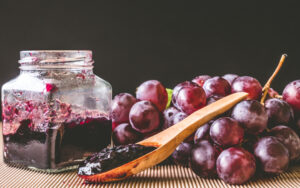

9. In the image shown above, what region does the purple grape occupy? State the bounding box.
[162,107,180,130]
[171,142,192,167]
[210,117,244,147]
[231,76,262,100]
[283,80,300,113]
[129,101,160,134]
[231,100,268,135]
[216,147,256,185]
[206,95,224,105]
[162,110,187,130]
[175,84,206,115]
[222,74,238,85]
[172,81,197,108]
[192,75,211,87]
[190,140,220,178]
[269,125,300,161]
[136,80,168,112]
[202,76,231,98]
[254,136,289,174]
[110,93,137,130]
[112,123,142,145]
[172,112,188,124]
[265,98,294,128]
[194,123,211,144]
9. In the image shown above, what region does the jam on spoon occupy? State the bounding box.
[78,144,156,177]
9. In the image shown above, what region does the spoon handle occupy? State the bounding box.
[139,92,248,147]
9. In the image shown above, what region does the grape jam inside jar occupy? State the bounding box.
[1,50,112,172]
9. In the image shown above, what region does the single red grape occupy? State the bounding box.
[110,93,137,130]
[194,123,211,144]
[172,112,188,124]
[231,100,268,135]
[202,76,231,98]
[231,76,262,100]
[172,81,198,108]
[269,125,300,161]
[112,123,142,145]
[171,142,192,167]
[210,117,244,147]
[190,140,220,178]
[206,95,224,105]
[136,80,168,112]
[129,101,160,134]
[175,84,206,115]
[254,136,289,174]
[216,147,256,185]
[162,107,180,130]
[283,80,300,113]
[192,75,211,87]
[265,98,294,128]
[222,74,238,85]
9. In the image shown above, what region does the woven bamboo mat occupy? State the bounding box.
[1,125,300,188]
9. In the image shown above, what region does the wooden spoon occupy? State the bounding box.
[80,92,248,183]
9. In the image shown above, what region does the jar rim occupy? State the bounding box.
[19,50,94,67]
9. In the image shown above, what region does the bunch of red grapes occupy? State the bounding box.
[110,74,300,185]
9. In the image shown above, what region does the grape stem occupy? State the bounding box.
[260,54,287,104]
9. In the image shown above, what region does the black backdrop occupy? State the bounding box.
[0,1,299,102]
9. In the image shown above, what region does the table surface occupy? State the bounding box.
[1,123,300,188]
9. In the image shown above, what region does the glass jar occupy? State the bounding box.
[1,50,112,172]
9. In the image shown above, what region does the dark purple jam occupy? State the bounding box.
[2,100,112,171]
[78,144,156,176]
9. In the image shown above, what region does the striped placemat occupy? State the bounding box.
[1,125,300,188]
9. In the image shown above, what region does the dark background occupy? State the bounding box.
[0,1,299,97]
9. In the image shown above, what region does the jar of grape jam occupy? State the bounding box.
[1,50,112,172]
